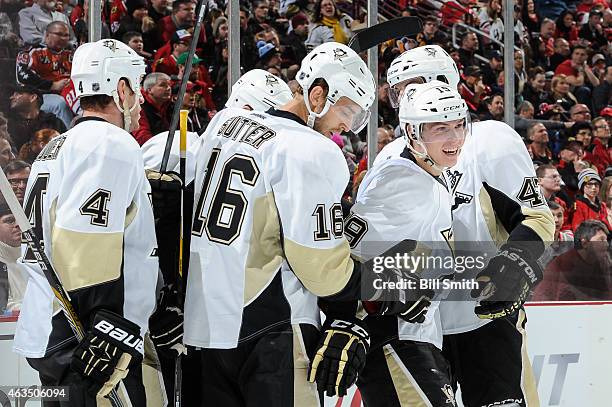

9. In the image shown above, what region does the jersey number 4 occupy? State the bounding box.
[192,149,260,245]
[518,177,545,207]
[23,173,49,262]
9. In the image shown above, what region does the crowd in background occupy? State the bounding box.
[0,0,610,312]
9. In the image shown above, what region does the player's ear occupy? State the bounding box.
[117,78,134,103]
[308,85,326,114]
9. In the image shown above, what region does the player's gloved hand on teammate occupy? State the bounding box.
[71,310,144,398]
[470,243,543,319]
[363,266,434,323]
[149,285,185,358]
[308,317,370,397]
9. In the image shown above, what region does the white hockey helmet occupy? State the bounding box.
[296,42,376,133]
[387,45,460,108]
[226,69,293,111]
[399,80,469,170]
[71,39,146,131]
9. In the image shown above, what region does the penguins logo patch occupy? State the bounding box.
[265,74,279,87]
[102,39,117,52]
[425,47,437,58]
[333,48,348,61]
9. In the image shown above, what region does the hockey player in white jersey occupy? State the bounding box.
[339,80,468,406]
[376,45,555,407]
[12,39,160,406]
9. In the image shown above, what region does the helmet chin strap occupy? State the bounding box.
[112,89,139,132]
[303,91,331,130]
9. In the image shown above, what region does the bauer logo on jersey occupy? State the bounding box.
[517,176,545,207]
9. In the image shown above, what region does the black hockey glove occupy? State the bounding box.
[470,244,543,319]
[149,286,185,358]
[308,318,370,397]
[364,266,434,324]
[71,310,143,398]
[146,170,182,221]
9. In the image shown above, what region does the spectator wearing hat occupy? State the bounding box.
[113,0,156,45]
[256,41,281,70]
[132,72,172,145]
[281,12,309,67]
[459,65,488,113]
[174,81,211,134]
[591,54,607,80]
[7,85,65,151]
[16,21,75,128]
[533,219,611,301]
[18,0,74,46]
[527,122,553,164]
[305,0,353,50]
[416,15,448,47]
[548,38,571,72]
[522,67,549,108]
[583,116,612,175]
[572,168,610,231]
[554,11,579,45]
[592,66,612,115]
[579,8,607,51]
[153,29,192,76]
[458,32,479,69]
[481,50,503,87]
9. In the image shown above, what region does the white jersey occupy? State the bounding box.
[373,121,554,335]
[440,121,554,334]
[348,149,455,350]
[184,107,355,349]
[13,118,158,358]
[141,130,199,183]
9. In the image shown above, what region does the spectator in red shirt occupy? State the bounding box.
[155,0,196,52]
[16,21,75,127]
[459,65,488,113]
[533,219,611,301]
[584,117,612,174]
[576,0,609,14]
[571,168,611,231]
[530,18,555,68]
[555,45,600,104]
[152,29,191,76]
[132,72,172,145]
[441,0,475,27]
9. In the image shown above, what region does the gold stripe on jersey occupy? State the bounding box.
[284,238,353,297]
[384,345,431,406]
[292,324,320,406]
[244,192,284,305]
[125,201,138,228]
[479,186,509,246]
[517,309,541,407]
[51,226,123,291]
[520,207,554,243]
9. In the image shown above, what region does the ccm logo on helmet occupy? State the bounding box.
[94,319,144,353]
[443,105,462,111]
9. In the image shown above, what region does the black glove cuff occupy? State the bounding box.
[91,310,144,358]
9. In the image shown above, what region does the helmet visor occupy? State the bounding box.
[419,116,471,144]
[329,96,371,133]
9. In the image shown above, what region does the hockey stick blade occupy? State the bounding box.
[0,169,125,407]
[348,16,423,53]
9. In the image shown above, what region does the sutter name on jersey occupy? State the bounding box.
[218,115,277,149]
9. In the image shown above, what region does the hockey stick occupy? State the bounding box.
[0,169,126,407]
[347,16,423,53]
[160,0,207,174]
[173,109,189,407]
